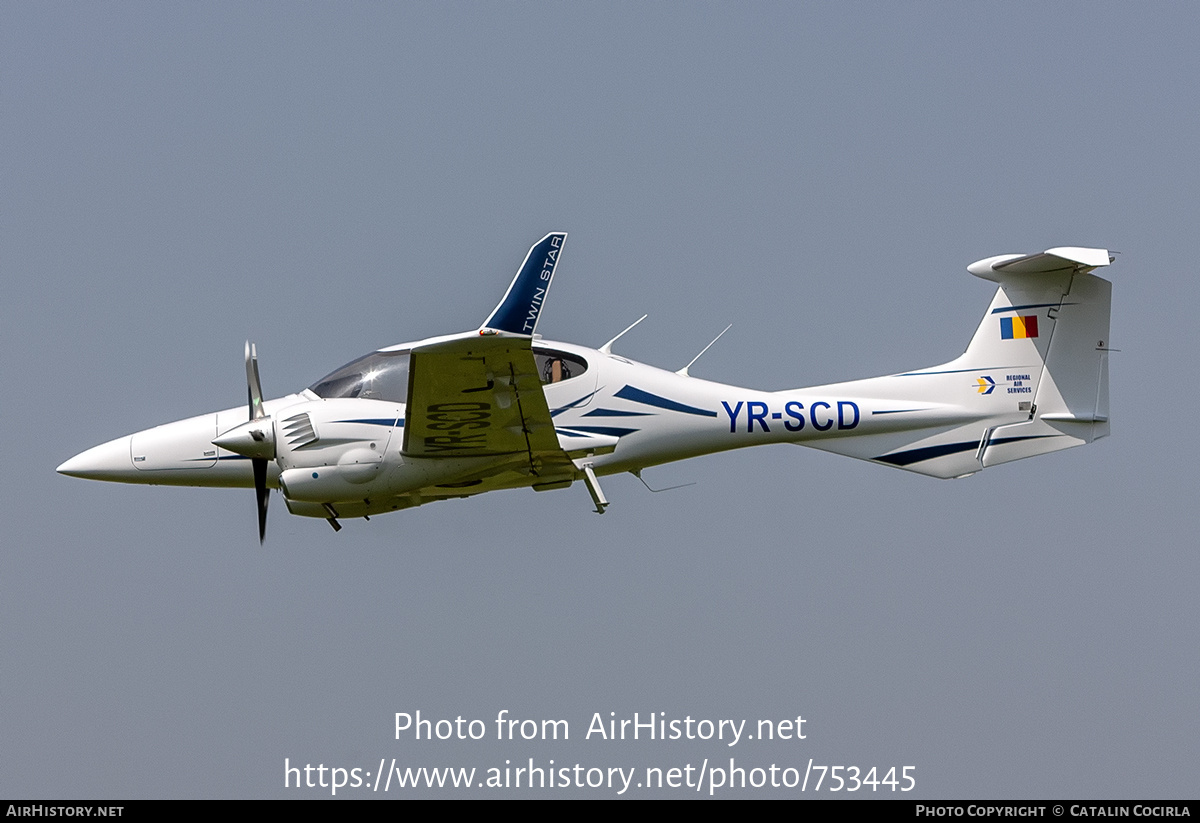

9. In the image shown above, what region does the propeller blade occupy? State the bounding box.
[245,342,269,543]
[253,457,269,544]
[245,341,266,421]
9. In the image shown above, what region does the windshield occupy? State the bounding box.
[308,350,410,402]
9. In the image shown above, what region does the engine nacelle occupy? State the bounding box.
[279,459,382,503]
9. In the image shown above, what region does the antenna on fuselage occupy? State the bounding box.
[632,469,696,494]
[599,314,648,354]
[676,323,732,377]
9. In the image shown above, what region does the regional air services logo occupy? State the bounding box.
[976,374,1034,396]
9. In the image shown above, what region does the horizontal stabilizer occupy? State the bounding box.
[968,246,1111,282]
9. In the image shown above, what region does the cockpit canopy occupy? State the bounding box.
[309,349,411,402]
[308,345,589,403]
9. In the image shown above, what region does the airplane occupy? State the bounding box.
[57,233,1115,542]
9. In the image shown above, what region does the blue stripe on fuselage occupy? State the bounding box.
[614,385,717,417]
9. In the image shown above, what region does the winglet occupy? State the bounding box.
[480,233,567,335]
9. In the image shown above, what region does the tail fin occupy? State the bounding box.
[961,247,1113,468]
[799,247,1113,479]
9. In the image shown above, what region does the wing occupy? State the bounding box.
[402,332,561,461]
[402,333,578,486]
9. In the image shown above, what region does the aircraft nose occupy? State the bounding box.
[57,435,134,481]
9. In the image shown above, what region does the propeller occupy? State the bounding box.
[213,342,276,543]
[247,342,270,543]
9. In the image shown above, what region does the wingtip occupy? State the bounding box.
[480,233,568,335]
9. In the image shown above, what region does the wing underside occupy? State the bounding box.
[402,333,576,484]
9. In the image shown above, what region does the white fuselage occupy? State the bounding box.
[56,335,1018,520]
[57,240,1114,531]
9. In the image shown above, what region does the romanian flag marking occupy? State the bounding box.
[1000,315,1039,340]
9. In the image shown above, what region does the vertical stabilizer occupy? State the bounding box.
[980,268,1111,467]
[961,248,1113,468]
